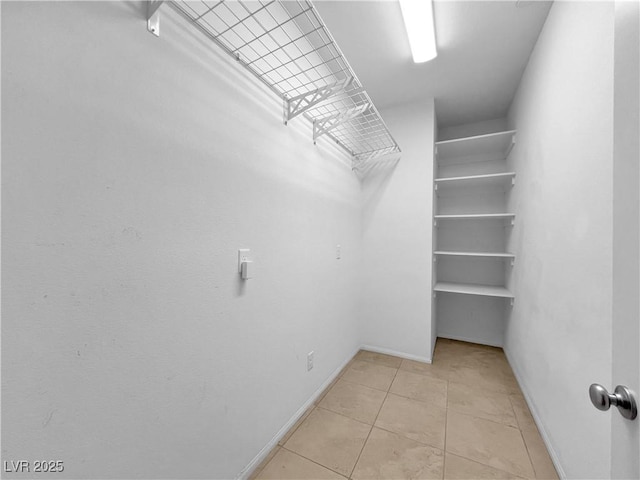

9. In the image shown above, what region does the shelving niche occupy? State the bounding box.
[432,130,516,347]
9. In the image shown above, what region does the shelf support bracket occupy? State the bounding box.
[505,133,516,157]
[284,77,354,125]
[351,148,401,170]
[313,103,370,144]
[147,0,164,36]
[510,298,515,307]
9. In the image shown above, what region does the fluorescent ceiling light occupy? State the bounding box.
[399,0,437,63]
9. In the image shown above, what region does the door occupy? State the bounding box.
[611,0,640,478]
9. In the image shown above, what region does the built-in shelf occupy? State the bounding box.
[435,172,516,190]
[432,129,518,347]
[434,282,514,298]
[434,251,515,258]
[434,213,515,220]
[436,130,516,162]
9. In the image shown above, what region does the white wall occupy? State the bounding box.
[504,2,614,478]
[360,100,435,362]
[1,2,362,478]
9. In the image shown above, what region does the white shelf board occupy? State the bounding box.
[436,130,516,162]
[434,251,515,258]
[435,172,515,190]
[434,213,515,220]
[434,282,514,298]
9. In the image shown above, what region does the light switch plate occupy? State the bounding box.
[238,249,251,272]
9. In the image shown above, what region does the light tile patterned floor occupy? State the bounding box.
[251,339,559,480]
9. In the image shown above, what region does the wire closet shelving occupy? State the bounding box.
[146,0,401,169]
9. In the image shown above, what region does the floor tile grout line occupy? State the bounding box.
[248,445,281,480]
[445,448,531,479]
[440,339,539,479]
[386,371,449,409]
[447,383,520,428]
[369,423,447,453]
[518,427,540,479]
[279,445,349,479]
[442,373,449,479]
[445,452,528,479]
[446,410,537,478]
[347,365,400,479]
[385,390,446,408]
[278,405,315,447]
[339,372,395,392]
[330,374,392,394]
[314,404,377,428]
[507,393,524,430]
[347,425,373,480]
[279,402,382,477]
[447,408,525,431]
[436,346,452,477]
[508,393,534,432]
[277,361,395,478]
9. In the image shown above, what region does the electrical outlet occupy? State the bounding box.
[307,351,314,371]
[336,244,341,259]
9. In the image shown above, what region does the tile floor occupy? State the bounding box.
[251,339,559,480]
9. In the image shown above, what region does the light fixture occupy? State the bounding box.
[399,0,437,63]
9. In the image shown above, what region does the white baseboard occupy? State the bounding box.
[503,347,566,480]
[236,345,361,480]
[360,344,432,364]
[437,333,503,348]
[237,343,434,479]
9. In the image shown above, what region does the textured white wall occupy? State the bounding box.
[1,2,362,478]
[360,100,435,362]
[505,2,614,478]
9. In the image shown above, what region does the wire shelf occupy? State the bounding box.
[147,0,401,167]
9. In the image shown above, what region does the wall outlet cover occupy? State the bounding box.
[307,351,314,371]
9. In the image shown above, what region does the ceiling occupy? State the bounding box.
[314,0,552,128]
